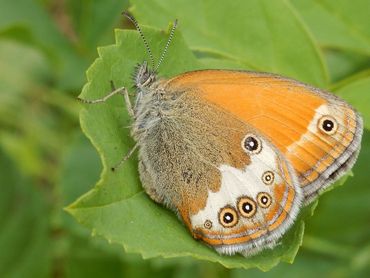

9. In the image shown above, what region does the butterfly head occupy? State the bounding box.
[134,61,156,89]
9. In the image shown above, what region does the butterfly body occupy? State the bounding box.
[128,61,364,256]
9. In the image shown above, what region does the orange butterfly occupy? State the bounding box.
[79,13,363,257]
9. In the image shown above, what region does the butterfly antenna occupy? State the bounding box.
[122,11,155,70]
[155,19,178,72]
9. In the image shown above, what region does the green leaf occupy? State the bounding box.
[291,0,370,56]
[324,49,370,83]
[60,132,102,207]
[130,0,328,87]
[291,1,370,85]
[66,0,129,49]
[0,147,51,278]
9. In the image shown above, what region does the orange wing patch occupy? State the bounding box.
[165,70,362,199]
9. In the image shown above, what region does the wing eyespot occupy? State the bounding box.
[242,134,262,154]
[204,219,213,229]
[262,171,274,185]
[318,115,338,135]
[218,206,239,228]
[237,196,257,218]
[257,192,272,208]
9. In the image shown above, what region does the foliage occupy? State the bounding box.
[0,0,369,276]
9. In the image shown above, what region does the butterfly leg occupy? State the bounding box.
[111,142,139,172]
[78,81,138,170]
[77,81,135,118]
[110,81,135,118]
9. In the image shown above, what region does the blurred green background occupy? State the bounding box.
[1,0,369,277]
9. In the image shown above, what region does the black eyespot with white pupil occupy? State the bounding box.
[318,115,338,135]
[237,196,257,218]
[262,171,274,185]
[218,207,238,228]
[242,134,262,154]
[257,192,272,208]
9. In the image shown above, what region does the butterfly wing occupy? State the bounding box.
[165,70,363,203]
[189,131,303,256]
[137,88,302,256]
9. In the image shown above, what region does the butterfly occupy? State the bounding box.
[79,13,363,257]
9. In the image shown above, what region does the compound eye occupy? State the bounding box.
[262,171,274,185]
[242,134,262,154]
[318,115,338,135]
[237,196,257,218]
[218,206,239,228]
[257,192,272,208]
